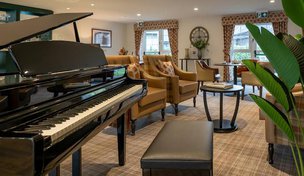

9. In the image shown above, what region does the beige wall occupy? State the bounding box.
[52,18,127,56]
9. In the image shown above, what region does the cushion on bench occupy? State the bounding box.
[141,120,213,171]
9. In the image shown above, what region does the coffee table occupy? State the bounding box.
[201,85,243,133]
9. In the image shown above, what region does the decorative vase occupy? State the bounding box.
[197,49,203,59]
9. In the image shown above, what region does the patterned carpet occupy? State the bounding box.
[58,92,296,176]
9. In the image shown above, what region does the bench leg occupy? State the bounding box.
[193,96,196,107]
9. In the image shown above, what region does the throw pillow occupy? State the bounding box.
[157,60,175,76]
[127,63,141,79]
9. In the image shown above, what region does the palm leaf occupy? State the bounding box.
[281,0,304,28]
[246,23,300,91]
[250,94,294,141]
[243,60,292,111]
[276,33,304,82]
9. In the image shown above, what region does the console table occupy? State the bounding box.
[180,58,210,71]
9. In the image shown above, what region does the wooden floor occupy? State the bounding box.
[58,91,296,176]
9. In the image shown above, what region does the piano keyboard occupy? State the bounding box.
[23,84,142,144]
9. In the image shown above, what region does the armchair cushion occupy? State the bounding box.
[157,60,175,76]
[127,63,141,79]
[179,80,197,94]
[139,87,166,107]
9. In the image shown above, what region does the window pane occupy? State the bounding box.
[232,25,249,50]
[145,31,159,52]
[162,30,170,51]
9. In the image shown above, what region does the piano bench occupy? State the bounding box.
[141,120,213,176]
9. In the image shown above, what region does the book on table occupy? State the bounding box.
[203,82,233,89]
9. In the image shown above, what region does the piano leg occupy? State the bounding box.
[49,166,60,176]
[117,113,126,166]
[72,149,82,176]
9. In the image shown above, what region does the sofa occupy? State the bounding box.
[260,83,304,163]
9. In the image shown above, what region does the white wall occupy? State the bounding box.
[52,18,127,56]
[288,20,302,36]
[124,16,224,74]
[125,17,302,76]
[178,16,224,73]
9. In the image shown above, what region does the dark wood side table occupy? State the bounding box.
[201,85,243,133]
[180,58,210,71]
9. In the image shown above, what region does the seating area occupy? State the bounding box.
[0,1,303,176]
[143,55,198,116]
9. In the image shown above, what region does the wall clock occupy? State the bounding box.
[189,26,209,45]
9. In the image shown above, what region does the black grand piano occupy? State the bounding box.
[0,13,147,176]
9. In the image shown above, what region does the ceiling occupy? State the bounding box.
[1,0,283,23]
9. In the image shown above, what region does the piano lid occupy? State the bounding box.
[0,13,93,49]
[10,41,107,77]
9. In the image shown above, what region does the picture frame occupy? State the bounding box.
[91,28,112,48]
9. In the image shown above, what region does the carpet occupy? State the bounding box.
[58,93,296,176]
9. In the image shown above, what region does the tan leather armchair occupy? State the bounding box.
[241,61,274,100]
[196,60,220,93]
[106,55,138,65]
[260,84,304,164]
[143,55,198,116]
[106,55,167,135]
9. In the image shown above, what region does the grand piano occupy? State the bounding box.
[0,13,147,176]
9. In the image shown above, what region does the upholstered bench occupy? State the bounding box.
[141,120,213,176]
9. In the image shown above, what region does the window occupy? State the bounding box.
[142,29,171,56]
[230,23,274,62]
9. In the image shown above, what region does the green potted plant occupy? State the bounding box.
[193,39,208,59]
[243,0,304,175]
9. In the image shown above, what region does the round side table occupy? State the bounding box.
[200,85,243,133]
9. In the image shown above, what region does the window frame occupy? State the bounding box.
[141,29,171,56]
[230,23,273,62]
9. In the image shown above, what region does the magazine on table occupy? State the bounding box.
[203,82,233,89]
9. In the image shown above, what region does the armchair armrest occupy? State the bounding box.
[141,69,166,89]
[172,63,197,81]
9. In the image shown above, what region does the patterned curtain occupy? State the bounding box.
[134,29,143,57]
[272,21,288,34]
[223,24,234,81]
[134,20,179,63]
[168,28,178,65]
[222,11,288,81]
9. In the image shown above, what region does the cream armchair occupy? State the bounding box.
[143,55,198,116]
[106,55,167,135]
[196,60,220,93]
[260,84,304,164]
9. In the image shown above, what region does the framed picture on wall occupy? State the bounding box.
[91,28,112,48]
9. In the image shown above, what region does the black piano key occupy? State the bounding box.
[27,125,53,129]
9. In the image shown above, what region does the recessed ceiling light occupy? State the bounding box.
[194,7,199,11]
[137,13,141,17]
[66,7,70,10]
[91,3,95,6]
[270,0,275,3]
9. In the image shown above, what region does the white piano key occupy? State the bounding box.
[41,84,142,143]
